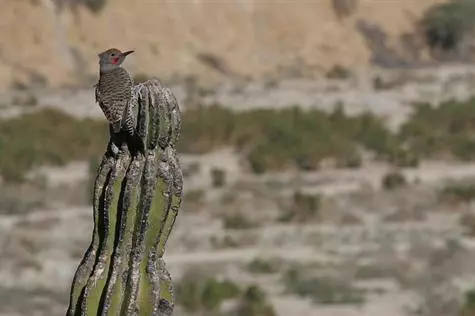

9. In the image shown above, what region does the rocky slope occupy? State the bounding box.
[0,0,446,89]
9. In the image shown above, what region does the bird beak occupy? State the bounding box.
[122,50,134,57]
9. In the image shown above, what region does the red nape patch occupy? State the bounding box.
[112,57,120,64]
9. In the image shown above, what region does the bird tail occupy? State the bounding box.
[111,121,122,134]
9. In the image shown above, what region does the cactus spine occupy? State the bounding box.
[67,80,182,316]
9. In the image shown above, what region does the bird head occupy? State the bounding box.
[98,48,134,72]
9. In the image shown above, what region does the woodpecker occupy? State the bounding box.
[95,48,143,155]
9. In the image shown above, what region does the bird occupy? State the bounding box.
[95,48,143,155]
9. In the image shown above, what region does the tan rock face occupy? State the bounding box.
[0,0,447,89]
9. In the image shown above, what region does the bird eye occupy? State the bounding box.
[111,53,115,56]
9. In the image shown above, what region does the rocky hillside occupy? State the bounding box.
[0,0,446,90]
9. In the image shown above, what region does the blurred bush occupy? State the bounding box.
[440,182,475,203]
[281,191,322,223]
[461,288,475,316]
[459,213,475,237]
[234,285,276,316]
[223,213,255,229]
[180,105,395,174]
[247,258,280,275]
[210,167,226,188]
[7,97,475,183]
[282,266,365,304]
[175,274,241,314]
[175,274,275,316]
[399,98,475,160]
[332,0,358,19]
[0,109,107,182]
[381,171,407,190]
[326,65,352,80]
[421,0,475,53]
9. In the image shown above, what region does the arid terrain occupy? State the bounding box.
[0,0,447,89]
[4,0,475,315]
[2,64,475,315]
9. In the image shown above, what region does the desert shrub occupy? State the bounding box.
[332,0,358,19]
[210,168,226,187]
[175,274,240,313]
[381,171,407,190]
[354,264,393,280]
[282,266,365,304]
[80,0,108,13]
[0,109,107,182]
[440,182,475,203]
[459,213,475,236]
[336,150,362,168]
[247,258,279,274]
[0,191,44,215]
[12,94,37,107]
[450,136,475,161]
[54,0,108,13]
[223,213,255,229]
[421,0,475,52]
[280,191,321,222]
[460,288,475,316]
[180,105,402,173]
[326,65,351,79]
[398,99,475,161]
[386,147,420,167]
[234,285,276,316]
[179,104,236,154]
[179,99,475,174]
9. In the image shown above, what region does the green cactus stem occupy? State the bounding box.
[67,80,183,316]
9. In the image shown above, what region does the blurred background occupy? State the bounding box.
[5,0,475,315]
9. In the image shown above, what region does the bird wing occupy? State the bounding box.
[97,68,133,127]
[94,84,100,103]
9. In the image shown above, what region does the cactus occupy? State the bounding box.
[66,79,183,316]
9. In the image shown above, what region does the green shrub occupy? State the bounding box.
[175,274,241,313]
[354,264,392,280]
[399,98,475,161]
[459,213,475,236]
[326,65,351,79]
[0,109,107,182]
[247,258,279,274]
[386,147,419,167]
[12,94,37,107]
[180,105,396,174]
[332,0,358,19]
[234,285,276,316]
[460,288,475,316]
[421,0,475,52]
[450,136,475,161]
[336,150,362,169]
[282,267,365,304]
[381,171,407,190]
[223,213,255,229]
[81,0,108,13]
[210,168,226,188]
[440,182,475,203]
[281,191,321,222]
